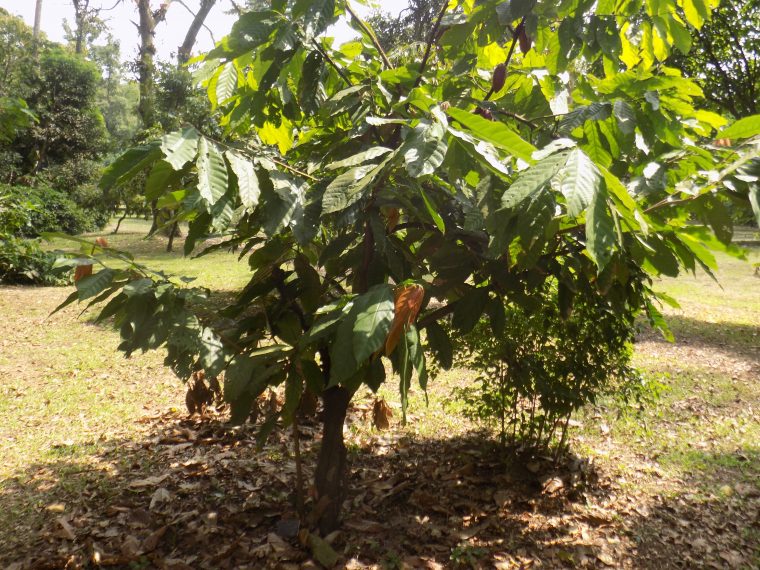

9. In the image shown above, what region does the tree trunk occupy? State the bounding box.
[112,206,128,234]
[314,386,351,535]
[177,0,217,65]
[33,0,43,55]
[136,0,170,129]
[166,220,179,252]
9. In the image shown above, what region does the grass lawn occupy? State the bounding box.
[1,218,757,569]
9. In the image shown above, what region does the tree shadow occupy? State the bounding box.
[637,315,760,364]
[626,447,760,569]
[3,410,757,569]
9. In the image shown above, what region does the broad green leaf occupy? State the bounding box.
[161,128,200,170]
[100,143,161,191]
[447,107,536,163]
[552,149,601,217]
[281,366,303,425]
[585,187,615,269]
[419,187,445,233]
[500,151,569,210]
[76,268,116,301]
[322,154,394,214]
[681,0,709,29]
[717,115,760,140]
[215,61,238,105]
[403,121,448,177]
[424,321,452,370]
[352,284,394,363]
[145,160,180,201]
[226,151,260,208]
[197,137,229,206]
[200,326,227,377]
[326,147,393,171]
[452,287,490,333]
[749,185,760,227]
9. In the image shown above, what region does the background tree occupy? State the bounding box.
[670,0,758,119]
[64,0,108,55]
[72,0,758,536]
[366,0,441,52]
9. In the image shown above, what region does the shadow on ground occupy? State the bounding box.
[2,407,758,569]
[637,315,760,362]
[627,448,760,570]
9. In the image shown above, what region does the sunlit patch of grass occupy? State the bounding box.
[44,217,252,292]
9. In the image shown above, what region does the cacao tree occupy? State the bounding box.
[58,0,759,534]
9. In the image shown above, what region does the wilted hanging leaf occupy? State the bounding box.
[74,263,93,282]
[383,206,400,230]
[385,283,425,355]
[372,398,393,430]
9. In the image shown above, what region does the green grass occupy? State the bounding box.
[44,217,252,292]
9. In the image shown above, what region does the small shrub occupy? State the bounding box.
[0,234,63,285]
[448,281,646,456]
[0,190,64,285]
[0,183,105,236]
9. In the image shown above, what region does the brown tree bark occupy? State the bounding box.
[313,386,352,535]
[177,0,217,65]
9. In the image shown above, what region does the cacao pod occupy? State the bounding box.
[492,63,506,92]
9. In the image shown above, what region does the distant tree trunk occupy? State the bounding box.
[166,220,179,252]
[112,204,128,234]
[177,0,217,65]
[135,0,170,129]
[72,0,92,55]
[33,0,43,55]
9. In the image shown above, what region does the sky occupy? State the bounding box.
[0,0,408,63]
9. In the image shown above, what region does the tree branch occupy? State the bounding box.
[345,1,392,70]
[413,0,448,89]
[311,40,354,87]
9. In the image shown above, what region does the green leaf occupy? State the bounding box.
[717,115,760,140]
[226,151,260,208]
[100,143,161,191]
[419,187,445,233]
[452,287,490,333]
[326,147,393,171]
[322,154,394,214]
[200,327,227,377]
[145,160,181,201]
[749,184,760,227]
[403,121,448,178]
[585,185,615,269]
[161,128,200,170]
[281,366,303,425]
[447,107,536,163]
[645,298,674,342]
[215,61,238,105]
[553,149,601,217]
[76,268,116,301]
[681,0,709,29]
[500,151,569,210]
[424,321,452,370]
[352,284,395,364]
[197,137,229,207]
